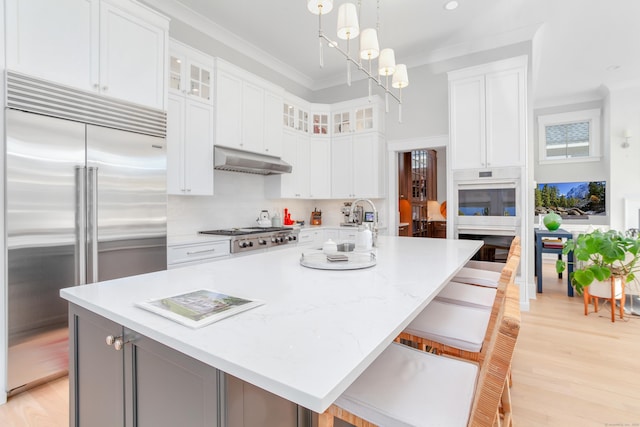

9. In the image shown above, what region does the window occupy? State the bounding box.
[538,109,601,163]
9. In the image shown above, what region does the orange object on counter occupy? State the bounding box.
[311,208,322,225]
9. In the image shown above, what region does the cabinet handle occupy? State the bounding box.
[186,248,216,255]
[106,335,125,351]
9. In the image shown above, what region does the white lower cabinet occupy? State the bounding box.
[167,94,214,195]
[339,229,358,243]
[298,229,325,249]
[167,240,230,268]
[331,132,385,199]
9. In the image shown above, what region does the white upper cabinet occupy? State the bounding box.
[5,0,94,91]
[266,129,309,199]
[331,131,385,199]
[99,1,168,109]
[308,138,331,199]
[215,59,283,157]
[448,56,527,169]
[6,0,169,110]
[215,66,243,146]
[332,99,380,136]
[166,41,215,196]
[283,97,311,134]
[169,41,213,104]
[167,94,214,195]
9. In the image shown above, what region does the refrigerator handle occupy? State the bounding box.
[75,166,87,285]
[88,166,99,283]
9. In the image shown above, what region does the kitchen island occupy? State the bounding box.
[61,236,482,427]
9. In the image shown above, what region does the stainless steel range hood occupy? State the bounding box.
[214,146,292,175]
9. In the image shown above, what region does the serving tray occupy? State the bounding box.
[299,250,376,270]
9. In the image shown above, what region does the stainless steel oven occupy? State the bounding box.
[452,167,522,237]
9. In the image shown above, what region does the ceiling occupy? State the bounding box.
[167,0,640,107]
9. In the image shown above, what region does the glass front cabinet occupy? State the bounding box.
[169,42,213,105]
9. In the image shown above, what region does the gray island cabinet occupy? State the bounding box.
[69,304,300,427]
[62,237,482,426]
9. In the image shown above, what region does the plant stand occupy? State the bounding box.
[584,276,625,322]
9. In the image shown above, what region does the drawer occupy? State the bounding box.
[298,232,315,245]
[298,229,324,247]
[168,240,230,266]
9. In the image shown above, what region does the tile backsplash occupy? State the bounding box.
[167,170,387,236]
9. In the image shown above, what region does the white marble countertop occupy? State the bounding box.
[60,236,481,413]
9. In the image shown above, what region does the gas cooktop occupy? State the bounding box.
[199,227,292,236]
[199,227,298,253]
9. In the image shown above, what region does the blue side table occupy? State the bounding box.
[535,228,574,297]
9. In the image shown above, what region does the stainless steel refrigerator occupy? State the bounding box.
[5,72,167,394]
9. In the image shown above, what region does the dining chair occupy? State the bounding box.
[318,283,521,427]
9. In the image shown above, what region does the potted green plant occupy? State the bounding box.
[556,229,640,295]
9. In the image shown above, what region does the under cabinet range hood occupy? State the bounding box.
[214,146,292,175]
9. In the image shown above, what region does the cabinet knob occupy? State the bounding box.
[102,85,109,92]
[106,335,126,351]
[93,83,99,89]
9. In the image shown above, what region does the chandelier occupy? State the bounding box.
[307,0,409,122]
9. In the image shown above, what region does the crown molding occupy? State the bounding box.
[145,1,540,93]
[143,0,315,89]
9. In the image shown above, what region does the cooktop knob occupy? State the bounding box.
[258,239,267,245]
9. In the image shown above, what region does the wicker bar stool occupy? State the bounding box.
[397,252,519,366]
[318,283,521,427]
[454,236,521,288]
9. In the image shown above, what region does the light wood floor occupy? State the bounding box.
[1,262,639,426]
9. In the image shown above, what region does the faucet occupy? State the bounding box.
[349,199,378,247]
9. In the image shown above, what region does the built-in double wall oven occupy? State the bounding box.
[452,167,522,262]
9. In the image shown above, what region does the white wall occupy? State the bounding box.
[533,100,609,226]
[607,85,640,231]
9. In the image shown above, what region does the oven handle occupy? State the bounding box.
[456,180,518,189]
[456,225,517,236]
